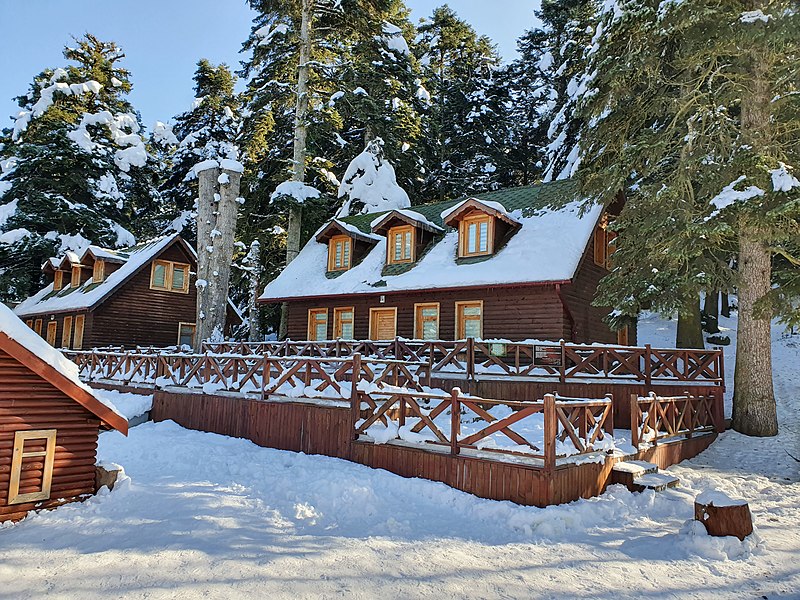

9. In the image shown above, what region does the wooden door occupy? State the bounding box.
[370,308,397,340]
[46,321,57,346]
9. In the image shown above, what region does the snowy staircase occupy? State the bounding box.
[611,460,680,493]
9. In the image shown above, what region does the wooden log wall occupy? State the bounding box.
[0,350,101,523]
[151,389,717,508]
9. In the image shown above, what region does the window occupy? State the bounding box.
[46,321,57,346]
[25,319,33,329]
[333,307,355,339]
[387,225,415,264]
[593,217,616,269]
[617,326,629,346]
[369,307,397,340]
[307,309,328,341]
[61,316,72,348]
[327,236,352,271]
[71,266,81,288]
[456,301,483,339]
[8,430,57,505]
[414,303,440,340]
[92,260,105,283]
[73,315,85,350]
[177,322,196,347]
[459,214,493,258]
[34,319,42,336]
[53,271,63,291]
[150,260,190,293]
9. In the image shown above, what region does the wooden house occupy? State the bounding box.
[260,179,632,344]
[0,303,128,523]
[13,233,241,349]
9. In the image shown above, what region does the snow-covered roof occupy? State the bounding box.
[14,234,181,317]
[261,180,603,302]
[0,302,127,432]
[440,198,515,224]
[370,209,444,234]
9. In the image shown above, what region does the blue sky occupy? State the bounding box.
[0,1,538,129]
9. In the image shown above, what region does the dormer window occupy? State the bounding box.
[53,271,64,291]
[71,266,82,288]
[93,260,105,283]
[459,213,493,257]
[328,235,352,271]
[388,225,414,264]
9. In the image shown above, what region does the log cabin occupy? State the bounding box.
[0,303,128,523]
[13,233,241,349]
[259,179,632,344]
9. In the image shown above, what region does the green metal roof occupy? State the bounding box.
[340,179,579,234]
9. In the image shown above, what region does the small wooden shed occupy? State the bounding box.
[0,303,128,523]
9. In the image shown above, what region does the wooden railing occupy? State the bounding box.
[353,387,615,466]
[630,392,723,447]
[202,338,724,388]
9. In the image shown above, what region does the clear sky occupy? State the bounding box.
[0,1,539,130]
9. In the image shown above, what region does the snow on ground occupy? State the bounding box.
[1,315,799,599]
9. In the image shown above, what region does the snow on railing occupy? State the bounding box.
[630,392,723,447]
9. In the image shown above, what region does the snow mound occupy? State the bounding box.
[336,138,410,217]
[271,181,322,204]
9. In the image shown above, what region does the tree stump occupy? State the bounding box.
[694,491,753,541]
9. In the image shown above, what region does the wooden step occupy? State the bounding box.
[610,460,659,486]
[629,471,680,493]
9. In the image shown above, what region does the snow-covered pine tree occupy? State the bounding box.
[160,60,241,241]
[0,34,160,302]
[336,137,410,217]
[572,0,800,436]
[414,6,509,200]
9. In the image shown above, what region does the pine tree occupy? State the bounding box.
[0,34,160,301]
[572,0,800,436]
[160,60,241,240]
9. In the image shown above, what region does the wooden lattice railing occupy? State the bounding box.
[630,392,723,447]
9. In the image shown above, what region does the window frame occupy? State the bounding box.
[455,300,484,340]
[46,321,57,346]
[61,316,73,348]
[617,326,629,346]
[92,259,105,283]
[8,429,57,505]
[53,270,64,292]
[333,307,355,340]
[25,319,33,329]
[387,225,415,265]
[70,266,82,288]
[458,213,494,258]
[414,302,440,340]
[73,315,85,350]
[150,260,191,294]
[327,235,352,272]
[177,322,196,347]
[369,307,398,340]
[34,319,42,336]
[307,308,329,341]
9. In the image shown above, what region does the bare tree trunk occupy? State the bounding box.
[721,292,731,318]
[246,240,262,342]
[732,226,777,436]
[703,290,720,333]
[195,166,241,351]
[280,0,312,340]
[676,296,705,348]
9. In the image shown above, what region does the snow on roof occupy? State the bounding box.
[440,198,515,223]
[14,234,179,318]
[84,245,127,263]
[261,181,603,302]
[370,209,444,233]
[0,302,124,420]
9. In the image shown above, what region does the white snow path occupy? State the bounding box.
[1,319,800,598]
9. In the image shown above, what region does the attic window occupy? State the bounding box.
[53,271,63,291]
[93,260,105,283]
[150,260,190,293]
[387,225,414,264]
[328,235,352,272]
[593,217,617,270]
[71,266,82,288]
[459,213,493,258]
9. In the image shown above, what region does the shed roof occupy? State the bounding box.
[260,179,603,302]
[0,303,128,434]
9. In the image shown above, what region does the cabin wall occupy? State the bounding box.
[285,286,569,342]
[0,349,100,523]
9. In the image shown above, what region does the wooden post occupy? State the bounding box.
[544,394,557,472]
[350,353,362,441]
[466,337,475,381]
[261,355,268,401]
[559,340,566,384]
[630,393,640,448]
[645,344,652,388]
[604,393,614,437]
[450,387,461,455]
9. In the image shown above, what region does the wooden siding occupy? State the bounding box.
[0,350,100,522]
[287,286,569,342]
[151,389,716,508]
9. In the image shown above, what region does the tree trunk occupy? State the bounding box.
[280,0,312,340]
[195,166,241,351]
[703,290,720,333]
[246,240,262,342]
[676,296,704,348]
[721,292,731,318]
[732,225,777,436]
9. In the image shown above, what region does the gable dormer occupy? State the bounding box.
[441,198,521,259]
[316,220,378,274]
[81,246,126,283]
[41,258,65,291]
[370,209,443,266]
[56,253,90,289]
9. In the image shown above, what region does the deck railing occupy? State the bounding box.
[202,338,724,387]
[630,392,722,447]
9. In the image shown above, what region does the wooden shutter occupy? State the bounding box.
[369,308,397,340]
[73,315,85,350]
[61,316,73,348]
[46,321,57,346]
